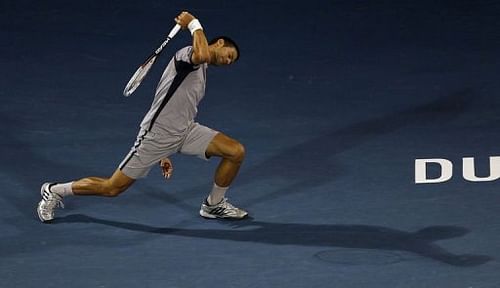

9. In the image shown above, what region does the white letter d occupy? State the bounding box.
[415,158,453,184]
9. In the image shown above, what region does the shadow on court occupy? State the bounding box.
[53,213,492,267]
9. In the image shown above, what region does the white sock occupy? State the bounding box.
[49,182,74,197]
[207,183,228,205]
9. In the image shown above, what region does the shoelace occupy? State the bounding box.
[43,193,65,209]
[220,199,235,210]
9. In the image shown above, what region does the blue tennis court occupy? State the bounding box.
[1,1,499,287]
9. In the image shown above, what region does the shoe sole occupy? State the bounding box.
[199,209,248,219]
[37,201,49,222]
[37,183,53,223]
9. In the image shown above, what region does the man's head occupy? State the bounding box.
[208,36,240,66]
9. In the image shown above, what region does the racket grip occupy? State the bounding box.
[168,24,181,38]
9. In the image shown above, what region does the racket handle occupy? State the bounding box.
[168,24,181,39]
[155,24,181,55]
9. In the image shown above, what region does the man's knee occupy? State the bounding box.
[100,169,135,197]
[207,133,246,163]
[228,142,245,163]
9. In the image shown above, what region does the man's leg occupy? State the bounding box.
[200,133,248,219]
[205,133,246,189]
[37,169,135,222]
[72,169,135,197]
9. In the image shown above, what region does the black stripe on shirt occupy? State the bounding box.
[147,59,197,131]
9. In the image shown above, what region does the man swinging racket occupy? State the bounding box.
[37,11,248,222]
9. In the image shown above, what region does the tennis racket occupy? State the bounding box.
[123,24,181,97]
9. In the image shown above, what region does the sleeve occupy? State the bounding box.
[174,46,199,72]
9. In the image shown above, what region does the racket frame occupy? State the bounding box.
[123,24,181,97]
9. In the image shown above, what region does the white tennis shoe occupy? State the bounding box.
[200,198,248,219]
[37,183,64,222]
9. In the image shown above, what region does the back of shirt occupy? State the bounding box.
[140,46,207,136]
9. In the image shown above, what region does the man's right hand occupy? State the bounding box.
[175,11,196,29]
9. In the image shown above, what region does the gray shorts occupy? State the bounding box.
[119,122,218,179]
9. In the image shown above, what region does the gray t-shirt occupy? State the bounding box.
[140,46,208,136]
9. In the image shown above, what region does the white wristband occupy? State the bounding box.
[188,19,203,35]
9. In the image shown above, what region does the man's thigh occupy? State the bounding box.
[180,123,218,160]
[119,129,180,179]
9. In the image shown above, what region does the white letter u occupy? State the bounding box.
[463,156,500,182]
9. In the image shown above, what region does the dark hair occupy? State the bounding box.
[209,36,240,61]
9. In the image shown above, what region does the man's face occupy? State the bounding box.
[213,46,238,66]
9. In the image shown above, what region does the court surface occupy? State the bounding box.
[1,1,499,287]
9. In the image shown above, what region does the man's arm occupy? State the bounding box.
[175,11,210,64]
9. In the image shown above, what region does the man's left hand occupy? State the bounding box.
[159,158,174,180]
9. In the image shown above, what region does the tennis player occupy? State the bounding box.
[37,11,248,222]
